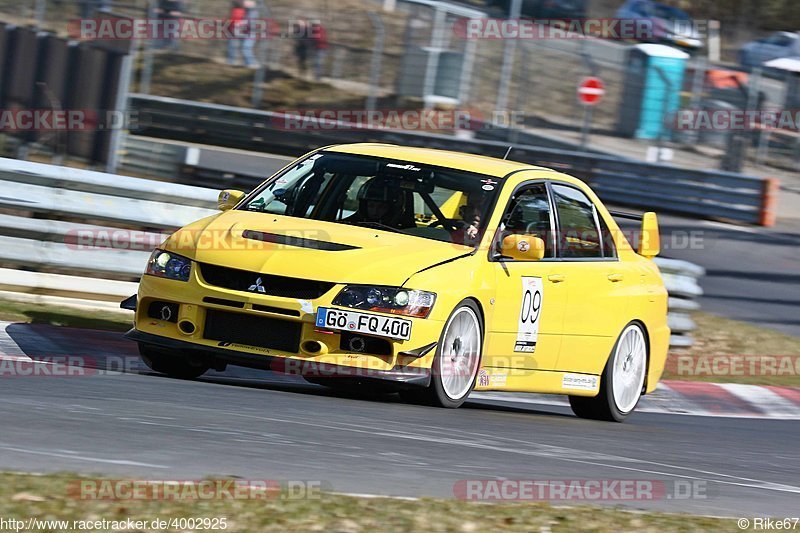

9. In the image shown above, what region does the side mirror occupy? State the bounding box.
[218,189,246,211]
[638,211,660,258]
[500,234,546,261]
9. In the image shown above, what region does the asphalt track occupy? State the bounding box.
[631,215,800,337]
[1,323,798,518]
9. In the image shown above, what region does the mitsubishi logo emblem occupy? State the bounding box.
[248,277,266,293]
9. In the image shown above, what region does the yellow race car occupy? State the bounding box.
[125,143,669,421]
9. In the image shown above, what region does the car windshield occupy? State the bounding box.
[653,4,690,20]
[240,152,502,247]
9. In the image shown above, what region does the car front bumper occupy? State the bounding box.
[126,329,432,387]
[129,271,442,385]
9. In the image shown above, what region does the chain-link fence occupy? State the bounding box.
[2,0,797,171]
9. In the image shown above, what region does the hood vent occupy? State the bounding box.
[242,230,359,252]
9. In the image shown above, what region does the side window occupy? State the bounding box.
[551,184,603,259]
[598,214,617,259]
[339,175,372,218]
[766,34,792,47]
[501,184,554,259]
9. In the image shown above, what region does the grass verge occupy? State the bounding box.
[0,298,131,332]
[663,312,800,387]
[0,472,742,532]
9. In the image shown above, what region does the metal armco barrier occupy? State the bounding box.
[0,157,703,348]
[0,157,216,283]
[653,258,705,348]
[129,94,776,226]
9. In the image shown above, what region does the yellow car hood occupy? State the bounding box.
[162,211,471,286]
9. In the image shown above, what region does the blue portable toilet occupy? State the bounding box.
[617,44,689,140]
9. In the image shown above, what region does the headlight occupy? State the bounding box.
[145,249,192,282]
[332,285,436,318]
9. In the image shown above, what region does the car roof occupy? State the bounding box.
[324,143,584,186]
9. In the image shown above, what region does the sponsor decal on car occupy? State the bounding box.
[515,276,542,353]
[561,373,598,391]
[489,371,508,387]
[218,342,272,354]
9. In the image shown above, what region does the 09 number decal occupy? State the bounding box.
[515,277,543,353]
[520,286,542,325]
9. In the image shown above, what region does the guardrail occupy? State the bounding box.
[129,94,777,226]
[0,157,702,347]
[654,258,705,348]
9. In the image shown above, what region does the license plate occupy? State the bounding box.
[315,307,412,340]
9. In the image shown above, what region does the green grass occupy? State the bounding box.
[0,299,131,332]
[0,472,744,532]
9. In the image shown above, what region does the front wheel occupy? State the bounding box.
[569,323,647,422]
[401,300,483,408]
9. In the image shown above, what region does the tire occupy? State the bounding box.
[138,343,210,380]
[569,323,647,422]
[400,299,483,408]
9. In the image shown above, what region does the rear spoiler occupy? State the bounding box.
[609,210,660,259]
[609,210,644,221]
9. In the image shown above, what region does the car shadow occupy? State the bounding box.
[3,321,570,417]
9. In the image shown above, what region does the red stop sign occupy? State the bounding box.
[577,77,605,106]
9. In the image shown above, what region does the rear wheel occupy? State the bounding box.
[400,300,483,408]
[138,343,210,380]
[569,323,647,422]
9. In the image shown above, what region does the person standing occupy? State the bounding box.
[240,0,259,68]
[226,0,258,67]
[293,19,309,75]
[155,0,184,51]
[310,20,328,80]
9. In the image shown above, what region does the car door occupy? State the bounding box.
[548,182,634,375]
[485,182,567,372]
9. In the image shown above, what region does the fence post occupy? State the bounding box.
[34,0,45,29]
[578,46,598,149]
[139,1,156,94]
[648,65,673,163]
[366,12,385,112]
[495,0,521,112]
[683,58,706,146]
[423,7,447,108]
[250,1,272,108]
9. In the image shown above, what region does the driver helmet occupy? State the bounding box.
[356,177,405,224]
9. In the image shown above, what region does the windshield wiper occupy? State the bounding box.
[347,221,403,234]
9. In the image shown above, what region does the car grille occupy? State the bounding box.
[204,309,302,353]
[198,263,336,299]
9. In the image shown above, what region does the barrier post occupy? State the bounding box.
[759,178,779,227]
